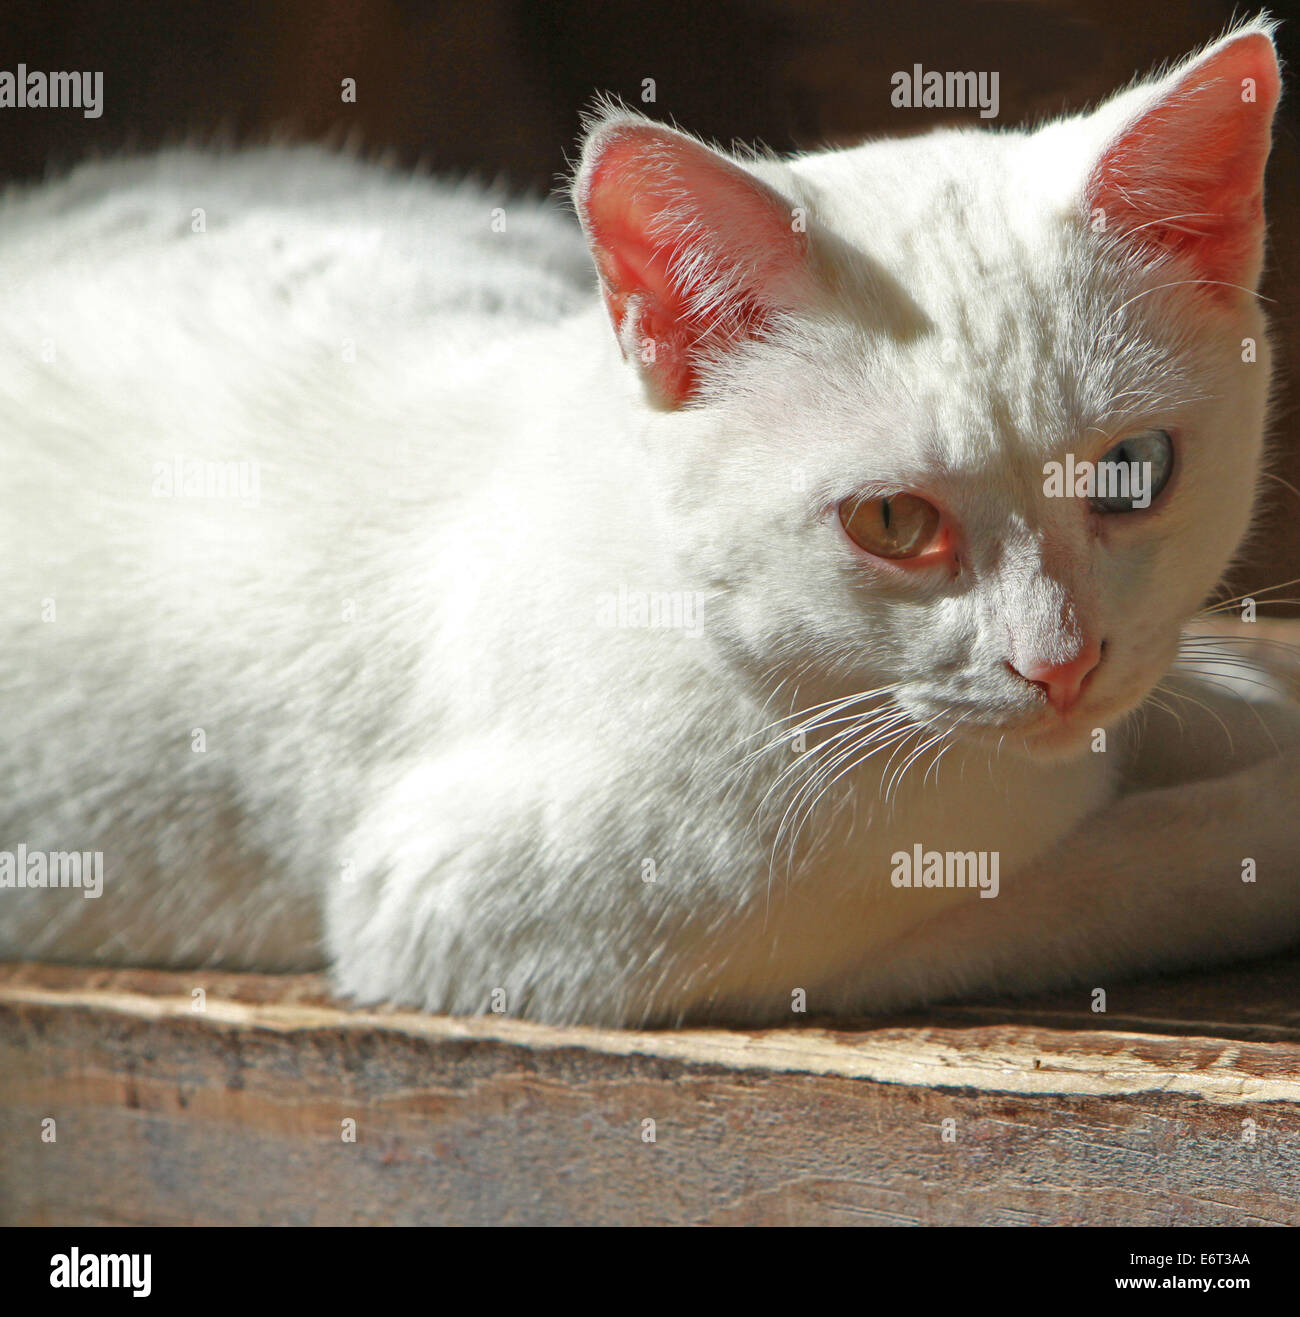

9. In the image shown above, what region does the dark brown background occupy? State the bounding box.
[8,0,1299,606]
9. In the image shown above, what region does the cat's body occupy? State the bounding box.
[3,22,1299,1024]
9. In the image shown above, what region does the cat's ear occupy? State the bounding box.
[573,112,817,408]
[1083,23,1280,294]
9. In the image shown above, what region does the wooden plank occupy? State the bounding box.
[3,960,1300,1225]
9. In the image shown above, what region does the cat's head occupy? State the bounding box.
[573,21,1281,760]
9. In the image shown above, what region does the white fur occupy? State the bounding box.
[2,23,1297,1025]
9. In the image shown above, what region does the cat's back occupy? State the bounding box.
[0,144,602,790]
[0,143,598,611]
[0,144,592,340]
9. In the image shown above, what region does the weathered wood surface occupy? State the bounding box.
[3,959,1300,1225]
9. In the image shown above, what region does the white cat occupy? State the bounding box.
[2,20,1298,1025]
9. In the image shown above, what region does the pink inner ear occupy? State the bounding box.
[1087,32,1280,295]
[578,121,812,406]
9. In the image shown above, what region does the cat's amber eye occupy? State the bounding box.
[839,492,942,560]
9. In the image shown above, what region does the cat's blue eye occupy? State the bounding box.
[1091,429,1173,514]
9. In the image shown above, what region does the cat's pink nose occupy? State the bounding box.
[1011,640,1102,714]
